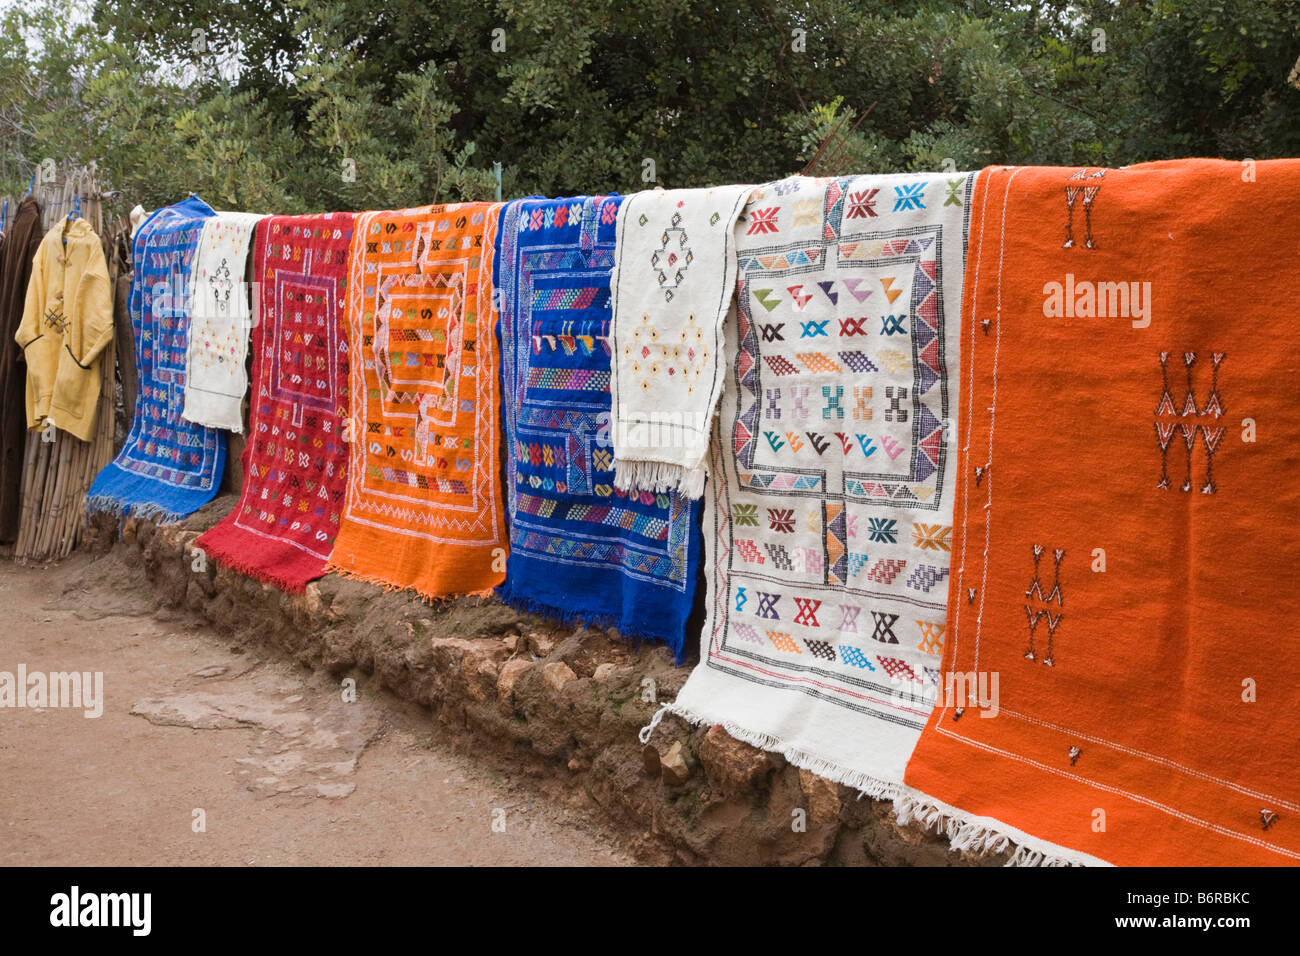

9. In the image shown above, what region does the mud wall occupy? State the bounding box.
[83,496,991,866]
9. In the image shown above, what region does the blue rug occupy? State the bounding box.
[495,196,700,659]
[87,195,226,521]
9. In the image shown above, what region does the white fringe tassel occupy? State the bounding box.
[641,699,1101,867]
[613,460,707,500]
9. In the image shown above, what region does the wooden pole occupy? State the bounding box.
[15,431,39,559]
[17,431,50,560]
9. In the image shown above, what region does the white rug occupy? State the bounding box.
[655,172,976,793]
[609,185,754,498]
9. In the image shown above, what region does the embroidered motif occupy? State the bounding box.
[793,597,822,627]
[865,557,907,584]
[747,207,779,235]
[916,620,946,654]
[1063,168,1105,249]
[868,517,898,543]
[906,563,950,593]
[870,611,901,644]
[765,542,794,571]
[881,313,907,336]
[806,639,836,661]
[1023,544,1066,665]
[852,385,873,419]
[911,523,952,551]
[768,631,801,654]
[1155,351,1226,493]
[877,655,917,681]
[649,211,692,301]
[839,645,875,670]
[767,507,795,532]
[42,306,69,334]
[755,591,781,619]
[884,385,908,421]
[892,183,926,212]
[846,189,879,219]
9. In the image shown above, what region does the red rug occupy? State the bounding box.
[196,213,356,592]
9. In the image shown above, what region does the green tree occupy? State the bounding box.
[3,0,1298,211]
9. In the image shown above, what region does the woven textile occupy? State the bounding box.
[660,173,975,793]
[87,195,225,521]
[496,195,701,657]
[609,185,754,498]
[195,213,355,592]
[327,203,507,599]
[0,197,43,541]
[903,160,1300,866]
[182,211,267,432]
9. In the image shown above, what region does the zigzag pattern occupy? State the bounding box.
[905,564,950,593]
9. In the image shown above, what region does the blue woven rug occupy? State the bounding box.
[495,196,700,658]
[88,195,226,521]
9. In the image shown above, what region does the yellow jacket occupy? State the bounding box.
[15,218,114,441]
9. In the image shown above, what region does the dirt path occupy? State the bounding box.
[0,556,635,866]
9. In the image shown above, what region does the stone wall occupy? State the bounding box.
[83,495,993,866]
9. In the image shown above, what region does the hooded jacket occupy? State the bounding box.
[15,216,114,441]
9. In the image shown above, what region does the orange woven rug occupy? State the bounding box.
[903,159,1300,866]
[327,203,507,598]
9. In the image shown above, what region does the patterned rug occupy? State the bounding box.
[195,213,356,592]
[87,195,226,522]
[496,195,701,657]
[326,203,508,599]
[182,211,267,432]
[609,185,754,498]
[902,160,1300,866]
[651,173,975,794]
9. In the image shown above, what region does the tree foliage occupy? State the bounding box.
[2,0,1298,213]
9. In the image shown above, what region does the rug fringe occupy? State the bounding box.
[324,562,427,601]
[612,459,707,499]
[643,699,1102,867]
[323,562,491,606]
[197,542,314,594]
[85,494,183,524]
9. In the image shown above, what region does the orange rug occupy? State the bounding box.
[902,159,1300,866]
[326,203,507,598]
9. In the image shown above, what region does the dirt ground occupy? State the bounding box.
[0,555,636,866]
